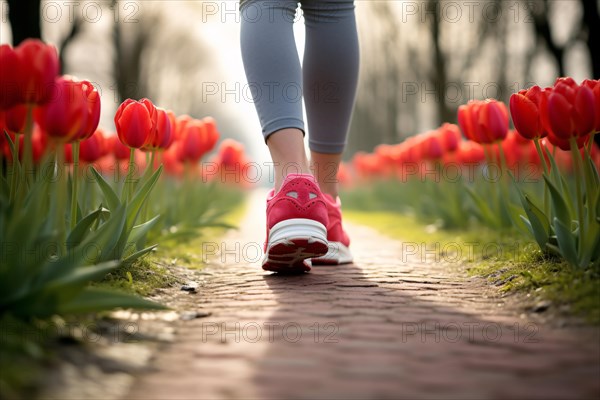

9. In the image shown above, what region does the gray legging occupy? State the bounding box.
[240,0,360,154]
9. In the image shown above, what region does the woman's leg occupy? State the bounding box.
[240,0,310,191]
[301,0,360,197]
[310,151,342,198]
[241,1,330,273]
[266,129,311,191]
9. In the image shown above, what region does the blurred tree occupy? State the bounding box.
[7,0,41,44]
[581,0,600,78]
[347,0,597,156]
[112,0,149,102]
[528,0,600,78]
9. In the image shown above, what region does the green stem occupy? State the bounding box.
[21,105,34,188]
[586,133,595,154]
[142,151,157,221]
[569,137,585,261]
[70,141,80,229]
[497,141,512,228]
[8,132,20,204]
[149,150,156,171]
[533,137,550,217]
[125,148,136,202]
[483,145,500,227]
[56,143,67,254]
[533,137,549,176]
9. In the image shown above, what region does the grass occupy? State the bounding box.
[0,190,249,399]
[93,187,248,293]
[344,209,600,324]
[0,316,52,400]
[91,257,180,296]
[156,196,248,269]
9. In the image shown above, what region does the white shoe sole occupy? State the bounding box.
[262,219,328,273]
[312,241,353,265]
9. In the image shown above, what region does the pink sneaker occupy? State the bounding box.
[262,174,329,273]
[312,194,353,265]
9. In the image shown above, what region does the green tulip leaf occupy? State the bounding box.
[126,166,163,230]
[543,175,573,229]
[91,167,121,211]
[520,193,551,251]
[57,287,167,314]
[128,215,161,246]
[121,244,157,266]
[465,186,500,228]
[66,207,108,250]
[93,205,128,263]
[553,217,579,268]
[3,259,119,318]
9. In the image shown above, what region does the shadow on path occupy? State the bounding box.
[127,191,600,400]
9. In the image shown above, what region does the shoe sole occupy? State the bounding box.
[312,241,354,265]
[262,219,328,274]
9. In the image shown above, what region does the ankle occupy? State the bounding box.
[274,168,313,193]
[318,183,339,199]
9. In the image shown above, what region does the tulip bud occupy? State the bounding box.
[35,76,89,142]
[80,129,107,163]
[77,81,101,141]
[458,100,508,144]
[114,98,157,149]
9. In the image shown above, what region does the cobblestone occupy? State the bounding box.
[128,192,600,400]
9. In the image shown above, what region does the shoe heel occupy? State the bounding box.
[268,218,327,246]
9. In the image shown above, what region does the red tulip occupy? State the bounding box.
[2,123,48,163]
[202,116,220,152]
[215,139,245,167]
[544,80,595,141]
[4,104,27,133]
[165,110,177,147]
[0,45,24,109]
[17,40,60,105]
[174,114,192,141]
[545,130,589,151]
[76,81,101,141]
[374,144,400,177]
[35,76,89,142]
[337,162,352,187]
[502,130,539,171]
[143,107,172,150]
[352,152,386,180]
[106,134,131,160]
[0,111,6,147]
[212,139,252,186]
[114,98,157,149]
[421,133,443,160]
[177,120,206,163]
[509,85,549,140]
[203,116,219,143]
[162,141,185,177]
[0,40,60,108]
[458,99,509,144]
[438,123,461,152]
[582,79,600,133]
[177,118,219,163]
[456,141,486,165]
[79,129,107,163]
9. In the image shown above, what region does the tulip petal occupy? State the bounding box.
[573,85,595,136]
[510,94,540,140]
[547,93,574,140]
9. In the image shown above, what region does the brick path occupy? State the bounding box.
[128,191,600,400]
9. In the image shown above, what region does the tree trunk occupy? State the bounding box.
[429,0,451,125]
[581,0,600,78]
[7,0,41,44]
[530,0,565,77]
